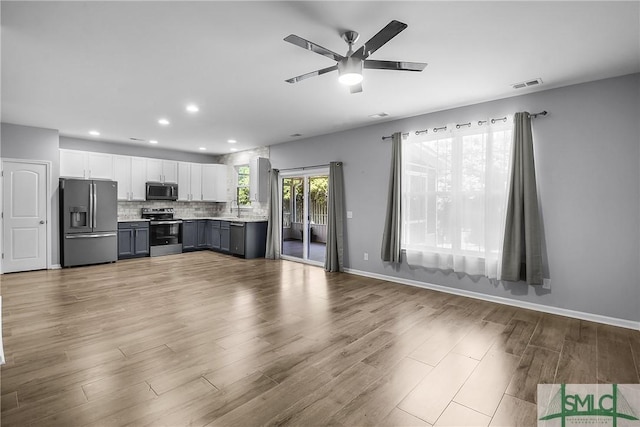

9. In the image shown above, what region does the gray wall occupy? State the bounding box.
[1,123,61,265]
[269,73,640,322]
[59,136,220,163]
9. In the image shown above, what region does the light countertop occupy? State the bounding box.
[118,217,268,223]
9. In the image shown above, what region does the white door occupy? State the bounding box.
[280,168,329,266]
[2,161,48,273]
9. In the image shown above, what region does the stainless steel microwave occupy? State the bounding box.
[146,182,178,201]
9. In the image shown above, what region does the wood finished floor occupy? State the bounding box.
[1,251,639,426]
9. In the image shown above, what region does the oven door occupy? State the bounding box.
[149,220,182,246]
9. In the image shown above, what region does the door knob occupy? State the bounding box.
[39,220,45,224]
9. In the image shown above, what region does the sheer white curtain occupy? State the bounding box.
[402,119,513,278]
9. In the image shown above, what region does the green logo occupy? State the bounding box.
[539,384,639,427]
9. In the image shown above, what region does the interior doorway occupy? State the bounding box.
[2,160,50,273]
[280,169,329,265]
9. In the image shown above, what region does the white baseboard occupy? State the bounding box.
[50,264,62,270]
[344,268,640,331]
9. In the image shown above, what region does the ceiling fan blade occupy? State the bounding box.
[364,60,428,72]
[285,65,338,84]
[284,34,344,62]
[350,83,363,94]
[352,20,408,60]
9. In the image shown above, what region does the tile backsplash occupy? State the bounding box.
[118,201,226,219]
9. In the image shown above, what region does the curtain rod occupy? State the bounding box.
[382,110,548,140]
[278,163,331,172]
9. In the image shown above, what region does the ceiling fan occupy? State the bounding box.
[284,20,427,94]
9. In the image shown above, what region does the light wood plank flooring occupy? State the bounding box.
[1,252,639,426]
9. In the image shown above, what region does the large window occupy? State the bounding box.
[402,121,513,278]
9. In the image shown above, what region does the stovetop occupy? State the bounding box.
[141,207,176,220]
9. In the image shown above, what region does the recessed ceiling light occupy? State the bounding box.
[186,104,199,113]
[230,148,238,152]
[199,147,206,151]
[149,140,158,144]
[158,118,170,125]
[227,139,237,144]
[89,130,100,136]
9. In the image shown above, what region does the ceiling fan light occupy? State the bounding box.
[338,72,363,86]
[338,57,363,86]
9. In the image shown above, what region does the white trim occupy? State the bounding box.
[344,268,640,331]
[281,254,324,268]
[1,158,53,273]
[50,264,62,270]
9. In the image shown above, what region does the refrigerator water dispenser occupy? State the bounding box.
[69,206,88,228]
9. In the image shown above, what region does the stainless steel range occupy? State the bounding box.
[141,208,183,257]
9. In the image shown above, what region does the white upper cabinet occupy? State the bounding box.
[60,149,86,178]
[113,155,147,201]
[86,152,113,179]
[250,157,270,203]
[146,159,178,183]
[60,149,113,180]
[130,157,147,200]
[60,149,228,203]
[190,163,202,201]
[177,162,191,201]
[177,162,203,201]
[202,164,227,202]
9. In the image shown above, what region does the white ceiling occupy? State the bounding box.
[2,1,639,154]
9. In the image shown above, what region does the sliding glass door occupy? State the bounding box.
[281,169,329,265]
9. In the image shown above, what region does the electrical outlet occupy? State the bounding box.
[347,211,353,219]
[364,252,369,261]
[542,278,551,290]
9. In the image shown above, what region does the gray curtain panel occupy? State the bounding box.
[501,112,543,285]
[325,162,345,272]
[381,132,402,263]
[265,167,281,260]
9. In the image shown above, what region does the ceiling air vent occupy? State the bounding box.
[129,137,145,141]
[512,78,543,90]
[369,112,390,119]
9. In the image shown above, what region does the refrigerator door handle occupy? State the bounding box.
[92,182,98,229]
[88,182,94,228]
[65,233,117,239]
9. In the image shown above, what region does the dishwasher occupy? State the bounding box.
[229,222,245,256]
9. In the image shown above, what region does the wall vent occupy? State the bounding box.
[369,112,390,119]
[512,78,543,89]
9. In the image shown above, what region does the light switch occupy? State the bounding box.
[347,211,353,219]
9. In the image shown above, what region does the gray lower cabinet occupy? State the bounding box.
[220,221,230,252]
[117,221,149,259]
[211,221,221,250]
[182,220,197,251]
[197,220,212,249]
[182,219,266,259]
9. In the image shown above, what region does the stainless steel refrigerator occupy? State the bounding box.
[60,178,118,267]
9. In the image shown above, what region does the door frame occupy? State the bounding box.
[1,158,53,274]
[279,167,329,267]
